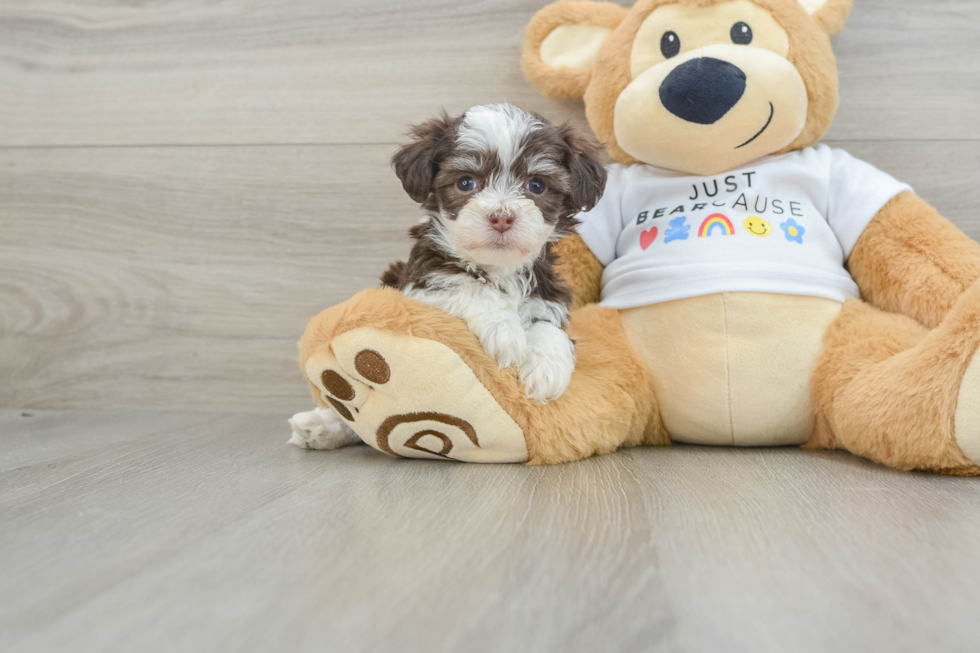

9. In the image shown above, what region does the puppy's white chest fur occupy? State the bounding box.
[405,270,575,403]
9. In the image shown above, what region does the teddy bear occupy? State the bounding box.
[294,0,980,475]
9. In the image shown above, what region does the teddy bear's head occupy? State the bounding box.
[523,0,853,175]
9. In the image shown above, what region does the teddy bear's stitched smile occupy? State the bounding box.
[735,102,775,149]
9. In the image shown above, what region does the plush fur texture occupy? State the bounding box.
[553,233,605,309]
[849,191,980,329]
[807,289,980,476]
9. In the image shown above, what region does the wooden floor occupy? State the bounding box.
[2,409,980,653]
[3,1,980,651]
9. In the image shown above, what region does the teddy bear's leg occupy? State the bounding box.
[297,288,666,464]
[523,303,669,464]
[808,281,980,475]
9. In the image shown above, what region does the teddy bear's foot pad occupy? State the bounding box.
[954,350,980,466]
[303,327,528,463]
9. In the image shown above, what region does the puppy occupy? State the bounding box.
[289,104,605,450]
[384,103,606,400]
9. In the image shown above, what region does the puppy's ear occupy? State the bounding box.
[558,123,607,212]
[392,113,456,204]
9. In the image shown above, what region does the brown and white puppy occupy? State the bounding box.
[385,103,605,402]
[288,103,605,451]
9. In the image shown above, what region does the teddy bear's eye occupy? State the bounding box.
[661,31,681,59]
[731,22,753,45]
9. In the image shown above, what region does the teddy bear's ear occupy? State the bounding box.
[799,0,854,36]
[523,1,628,99]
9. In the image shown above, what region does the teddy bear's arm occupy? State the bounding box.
[554,233,604,310]
[849,191,980,329]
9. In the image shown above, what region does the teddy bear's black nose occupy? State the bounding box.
[659,57,747,125]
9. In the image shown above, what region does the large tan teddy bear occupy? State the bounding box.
[296,0,980,474]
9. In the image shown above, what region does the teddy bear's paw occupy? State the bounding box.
[288,407,361,450]
[519,323,576,403]
[954,350,980,467]
[304,327,528,463]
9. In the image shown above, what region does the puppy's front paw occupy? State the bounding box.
[288,408,362,450]
[479,316,528,369]
[520,323,576,403]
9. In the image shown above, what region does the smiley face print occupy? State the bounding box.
[744,216,772,237]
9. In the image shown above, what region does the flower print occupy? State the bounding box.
[780,218,805,244]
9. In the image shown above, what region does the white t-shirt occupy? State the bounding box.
[578,145,911,309]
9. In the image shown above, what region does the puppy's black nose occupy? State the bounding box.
[659,57,746,125]
[488,211,515,234]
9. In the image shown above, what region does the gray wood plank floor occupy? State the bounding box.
[2,409,980,653]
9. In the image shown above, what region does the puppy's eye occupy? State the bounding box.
[731,22,753,45]
[526,178,546,195]
[661,31,680,58]
[457,176,476,192]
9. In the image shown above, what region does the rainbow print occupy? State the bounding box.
[698,213,735,237]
